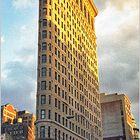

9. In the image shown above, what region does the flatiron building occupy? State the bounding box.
[36,0,102,139]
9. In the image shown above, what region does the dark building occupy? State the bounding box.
[1,104,36,140]
[17,110,36,137]
[1,122,34,140]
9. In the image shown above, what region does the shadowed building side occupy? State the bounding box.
[101,93,138,140]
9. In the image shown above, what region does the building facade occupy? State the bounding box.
[1,122,34,140]
[17,110,36,138]
[131,115,139,140]
[1,104,17,124]
[1,104,36,140]
[36,0,102,140]
[0,133,13,140]
[100,93,137,140]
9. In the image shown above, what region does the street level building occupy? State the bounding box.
[0,133,13,140]
[1,104,36,140]
[1,104,17,124]
[1,122,34,140]
[36,0,102,140]
[100,93,137,140]
[17,110,36,138]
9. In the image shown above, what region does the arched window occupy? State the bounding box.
[42,19,47,27]
[42,54,46,63]
[42,30,47,38]
[42,42,47,50]
[41,67,46,76]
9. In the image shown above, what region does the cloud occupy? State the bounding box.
[1,18,38,113]
[1,61,36,113]
[12,0,35,9]
[1,36,5,44]
[95,0,139,126]
[94,0,138,10]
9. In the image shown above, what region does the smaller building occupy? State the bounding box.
[100,93,137,140]
[17,110,36,136]
[1,104,36,140]
[1,104,17,124]
[1,122,34,140]
[0,133,13,140]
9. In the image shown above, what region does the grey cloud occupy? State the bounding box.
[97,14,139,102]
[2,61,37,113]
[1,21,38,114]
[95,1,139,125]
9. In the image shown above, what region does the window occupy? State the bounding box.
[66,134,68,140]
[49,0,51,5]
[41,95,46,104]
[58,50,60,58]
[42,30,47,38]
[55,72,57,80]
[41,81,46,90]
[49,81,51,90]
[40,126,45,138]
[48,110,51,119]
[42,54,46,63]
[58,62,60,70]
[43,19,47,27]
[41,109,46,119]
[55,112,57,121]
[49,95,51,104]
[48,43,51,51]
[80,0,83,11]
[58,74,60,83]
[84,5,86,17]
[43,8,47,15]
[49,68,51,77]
[55,129,57,140]
[48,126,50,138]
[43,0,47,5]
[63,132,65,140]
[55,85,57,93]
[49,20,51,27]
[88,12,90,24]
[55,59,57,67]
[42,42,47,50]
[49,31,51,39]
[58,87,60,96]
[55,98,57,107]
[58,114,61,123]
[58,130,61,140]
[58,39,60,47]
[55,36,57,43]
[41,67,46,76]
[58,101,61,109]
[49,9,51,16]
[49,55,51,63]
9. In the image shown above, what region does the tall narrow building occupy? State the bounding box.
[36,0,102,140]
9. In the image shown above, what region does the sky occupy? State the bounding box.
[1,0,139,127]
